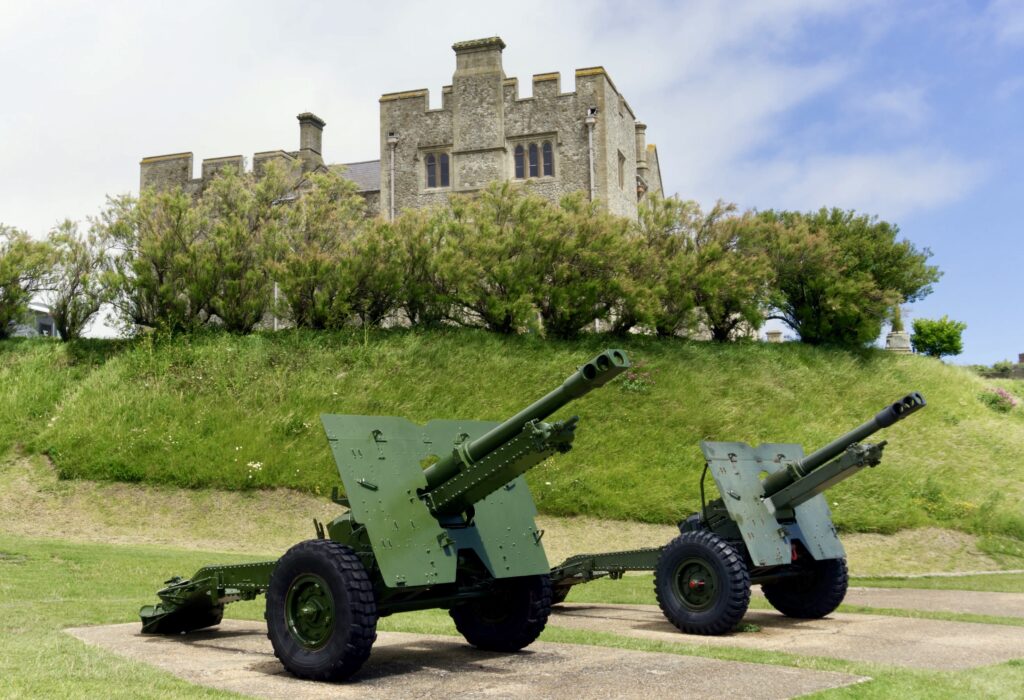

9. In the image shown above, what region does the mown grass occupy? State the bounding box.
[4,329,1024,538]
[2,535,1022,699]
[854,572,1024,593]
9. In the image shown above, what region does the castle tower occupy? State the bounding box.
[450,37,506,189]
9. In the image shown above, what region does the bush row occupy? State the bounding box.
[1,165,940,345]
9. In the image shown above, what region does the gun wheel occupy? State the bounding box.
[267,540,378,682]
[762,557,848,619]
[654,531,750,635]
[450,574,552,651]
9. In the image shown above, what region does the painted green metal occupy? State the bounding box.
[672,557,718,611]
[550,392,927,621]
[139,349,630,664]
[320,416,555,588]
[285,574,336,649]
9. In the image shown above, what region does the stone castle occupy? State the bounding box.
[140,37,663,219]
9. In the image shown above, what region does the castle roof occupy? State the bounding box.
[333,160,380,193]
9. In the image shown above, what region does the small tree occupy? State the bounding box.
[534,193,633,339]
[440,182,547,334]
[0,225,53,338]
[45,220,109,341]
[758,208,941,347]
[392,207,457,327]
[272,170,365,330]
[675,203,772,342]
[202,166,289,333]
[100,189,213,333]
[632,195,700,336]
[344,221,404,328]
[911,315,966,358]
[890,304,905,333]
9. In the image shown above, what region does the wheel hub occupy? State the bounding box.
[285,574,335,649]
[673,558,717,610]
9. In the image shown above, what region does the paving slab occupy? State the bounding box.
[549,603,1024,670]
[66,620,866,699]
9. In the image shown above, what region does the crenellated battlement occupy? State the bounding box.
[382,65,629,114]
[137,36,660,223]
[139,114,332,195]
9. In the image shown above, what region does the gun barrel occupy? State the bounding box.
[422,349,630,491]
[761,392,926,498]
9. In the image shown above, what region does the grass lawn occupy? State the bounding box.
[2,535,1022,699]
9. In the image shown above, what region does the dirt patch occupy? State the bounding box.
[843,528,1003,575]
[0,453,677,563]
[66,620,866,699]
[0,453,1014,575]
[549,603,1024,670]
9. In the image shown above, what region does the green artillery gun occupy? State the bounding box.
[550,392,926,635]
[139,349,630,681]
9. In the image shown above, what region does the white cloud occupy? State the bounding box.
[0,0,986,237]
[732,149,986,220]
[989,0,1024,45]
[859,87,930,128]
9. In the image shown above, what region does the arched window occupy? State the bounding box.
[424,152,451,188]
[542,141,554,177]
[514,145,525,179]
[425,153,436,188]
[528,143,539,177]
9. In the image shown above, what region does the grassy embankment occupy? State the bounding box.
[2,330,1023,546]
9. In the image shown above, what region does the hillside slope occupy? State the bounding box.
[4,330,1023,538]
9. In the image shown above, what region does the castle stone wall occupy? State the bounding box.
[138,37,662,221]
[378,39,661,220]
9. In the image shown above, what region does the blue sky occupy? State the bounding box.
[0,0,1020,363]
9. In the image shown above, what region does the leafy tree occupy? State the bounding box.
[758,208,940,347]
[272,170,366,329]
[673,203,773,342]
[890,304,906,333]
[630,196,771,340]
[100,189,213,333]
[440,182,548,334]
[202,166,290,333]
[632,195,699,336]
[534,193,633,339]
[344,221,404,328]
[45,220,109,341]
[0,225,53,338]
[911,315,966,358]
[392,208,457,327]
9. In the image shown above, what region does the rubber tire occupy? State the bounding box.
[450,574,552,651]
[762,557,848,619]
[551,586,569,606]
[267,540,378,682]
[654,531,750,636]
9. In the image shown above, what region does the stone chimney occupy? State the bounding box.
[297,112,325,170]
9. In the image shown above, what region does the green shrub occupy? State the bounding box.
[979,387,1018,413]
[912,315,966,358]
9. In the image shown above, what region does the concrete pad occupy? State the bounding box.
[549,603,1024,670]
[830,587,1024,618]
[66,620,866,699]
